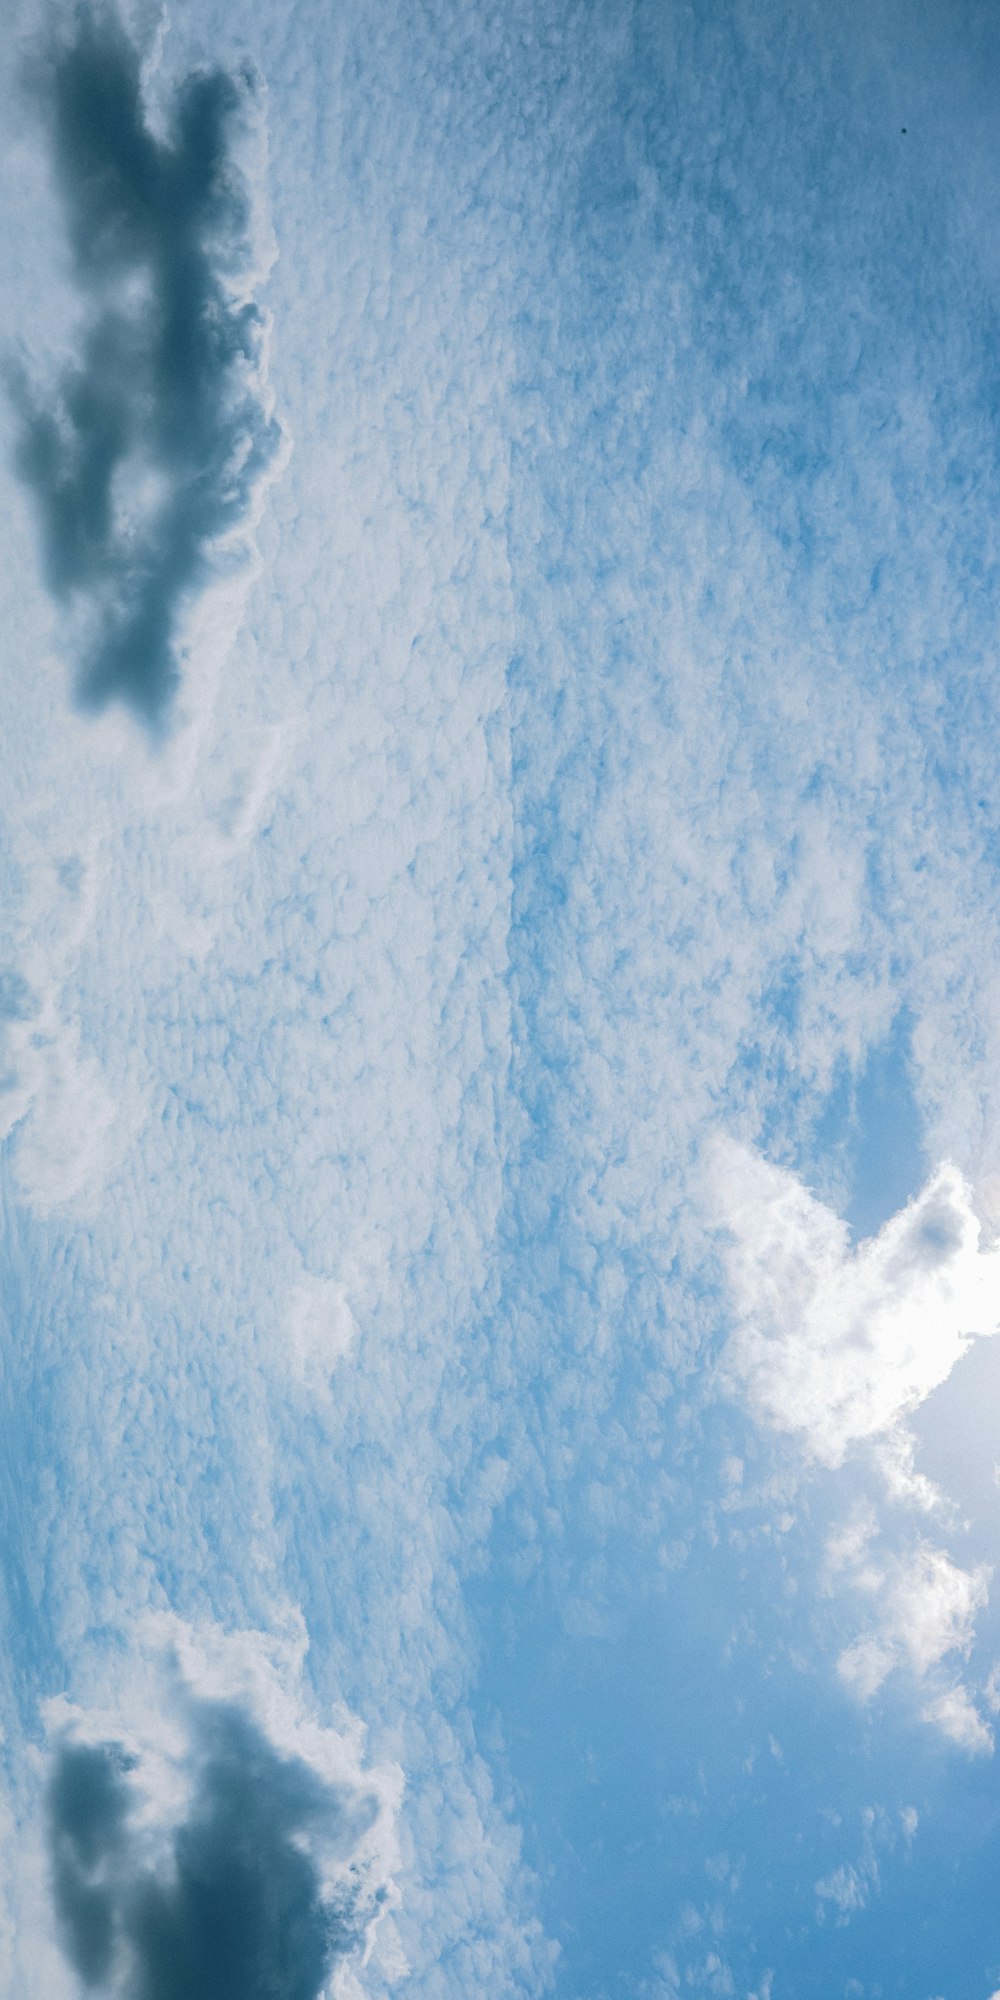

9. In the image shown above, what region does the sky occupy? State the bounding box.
[0,0,999,1995]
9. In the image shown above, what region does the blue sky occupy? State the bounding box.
[1,0,1000,1995]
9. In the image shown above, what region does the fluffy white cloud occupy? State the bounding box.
[921,1685,994,1757]
[711,1144,1000,1467]
[713,1147,999,1744]
[284,1279,358,1398]
[829,1518,991,1737]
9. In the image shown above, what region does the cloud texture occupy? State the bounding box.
[9,8,280,723]
[44,1625,397,1999]
[4,0,1000,1993]
[711,1146,1000,1467]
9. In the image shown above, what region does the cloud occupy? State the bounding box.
[0,796,128,1214]
[283,1279,358,1405]
[712,1144,998,1743]
[920,1685,994,1757]
[48,1739,132,1987]
[814,1859,872,1918]
[882,1546,989,1679]
[831,1523,991,1720]
[814,1806,888,1924]
[43,1619,399,1998]
[48,1710,369,1997]
[710,1144,1000,1467]
[8,6,281,726]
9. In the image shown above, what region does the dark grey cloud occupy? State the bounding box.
[48,1700,381,1997]
[49,1739,134,1985]
[10,7,281,727]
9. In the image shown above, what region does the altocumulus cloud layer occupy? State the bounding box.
[9,8,280,724]
[6,0,1000,1994]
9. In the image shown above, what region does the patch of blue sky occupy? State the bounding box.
[809,1010,926,1238]
[470,1535,1000,2000]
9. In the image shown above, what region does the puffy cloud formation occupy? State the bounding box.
[8,5,280,724]
[710,1145,1000,1467]
[828,1514,992,1746]
[920,1685,994,1756]
[42,1620,399,1999]
[711,1144,999,1746]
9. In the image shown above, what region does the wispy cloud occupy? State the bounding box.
[8,7,280,726]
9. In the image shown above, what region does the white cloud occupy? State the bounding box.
[284,1279,359,1398]
[2,1612,402,2000]
[887,1547,989,1678]
[710,1143,1000,1745]
[8,1039,117,1212]
[920,1685,993,1756]
[828,1518,991,1742]
[815,1859,872,1916]
[814,1806,904,1925]
[837,1636,897,1703]
[711,1144,1000,1467]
